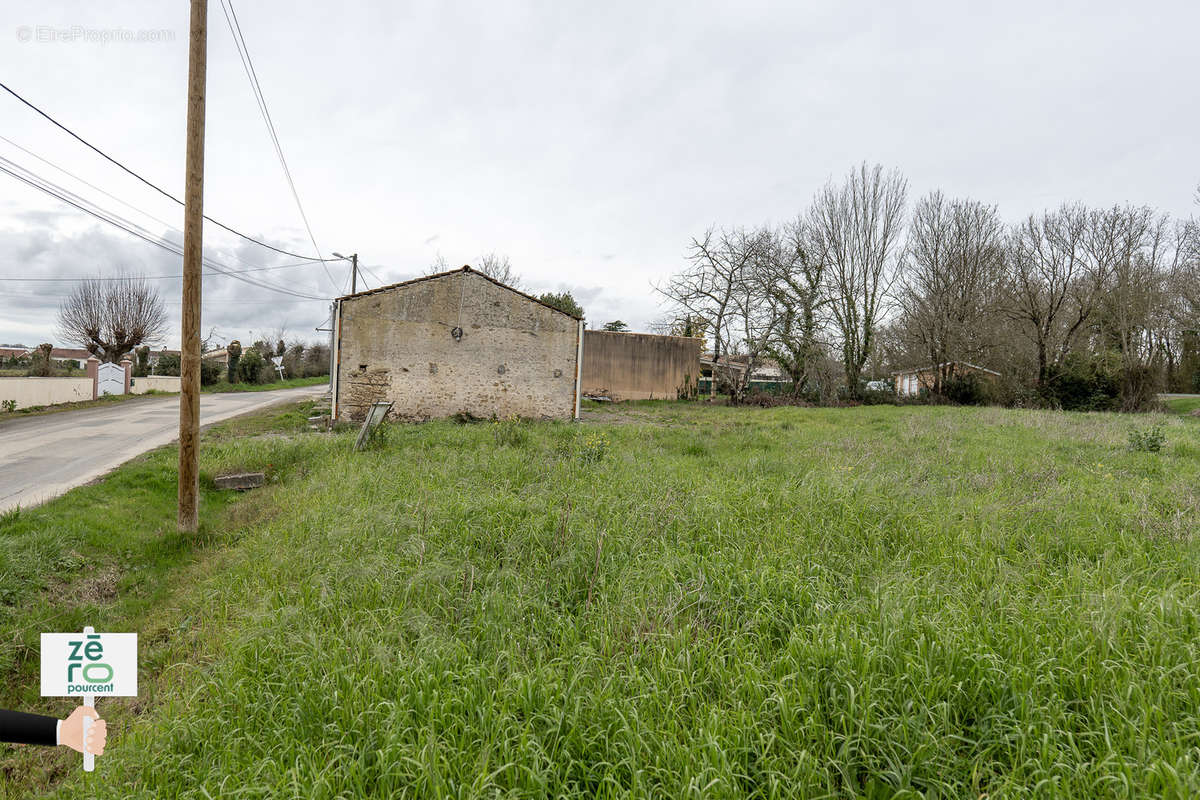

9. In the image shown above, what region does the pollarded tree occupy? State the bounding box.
[56,275,167,363]
[810,163,908,397]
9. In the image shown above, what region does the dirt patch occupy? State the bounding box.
[48,561,121,606]
[580,409,653,425]
[76,564,121,604]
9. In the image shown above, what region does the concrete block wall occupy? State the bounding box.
[581,330,703,401]
[335,269,581,422]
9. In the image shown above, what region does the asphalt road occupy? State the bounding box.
[0,386,325,513]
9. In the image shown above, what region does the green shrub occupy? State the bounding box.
[861,388,898,406]
[25,343,54,377]
[238,348,269,384]
[153,355,218,385]
[302,344,331,377]
[155,354,181,376]
[133,346,150,378]
[1128,424,1166,452]
[200,360,222,386]
[1,399,15,413]
[1042,355,1122,412]
[942,373,989,406]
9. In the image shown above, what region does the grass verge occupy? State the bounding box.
[2,402,1199,798]
[201,376,328,394]
[1163,395,1200,415]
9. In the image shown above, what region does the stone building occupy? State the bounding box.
[580,330,702,401]
[332,266,584,422]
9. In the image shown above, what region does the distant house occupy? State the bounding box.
[892,362,1000,397]
[49,348,93,369]
[201,348,230,367]
[0,346,30,363]
[699,353,789,391]
[2,346,92,368]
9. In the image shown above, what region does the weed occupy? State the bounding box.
[492,415,529,447]
[1128,423,1167,452]
[576,430,610,463]
[1,399,15,413]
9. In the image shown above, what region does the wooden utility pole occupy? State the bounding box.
[178,0,207,532]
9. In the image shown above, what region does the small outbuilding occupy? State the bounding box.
[332,266,584,422]
[892,361,1000,397]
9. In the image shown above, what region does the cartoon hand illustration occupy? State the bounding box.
[61,706,106,755]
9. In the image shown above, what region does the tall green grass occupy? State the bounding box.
[4,403,1200,798]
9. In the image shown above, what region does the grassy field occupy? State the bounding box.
[201,375,329,393]
[2,401,1199,798]
[1163,395,1200,415]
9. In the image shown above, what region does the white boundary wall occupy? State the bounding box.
[130,376,180,394]
[0,377,93,410]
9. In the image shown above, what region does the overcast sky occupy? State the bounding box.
[2,0,1197,348]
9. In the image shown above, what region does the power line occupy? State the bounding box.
[0,260,321,282]
[219,0,340,293]
[0,156,327,300]
[362,264,385,286]
[0,79,342,264]
[0,134,334,283]
[0,154,324,299]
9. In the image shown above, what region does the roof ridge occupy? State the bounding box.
[336,265,583,320]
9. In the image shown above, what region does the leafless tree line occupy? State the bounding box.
[658,163,1200,409]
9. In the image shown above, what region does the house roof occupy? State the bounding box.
[335,265,584,321]
[0,347,29,358]
[891,361,1000,377]
[50,348,92,360]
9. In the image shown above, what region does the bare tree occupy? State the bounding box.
[57,275,167,363]
[810,163,908,397]
[476,252,522,288]
[425,251,523,288]
[656,227,768,400]
[426,252,452,275]
[897,192,1005,395]
[761,217,830,394]
[1086,204,1173,409]
[1004,204,1096,386]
